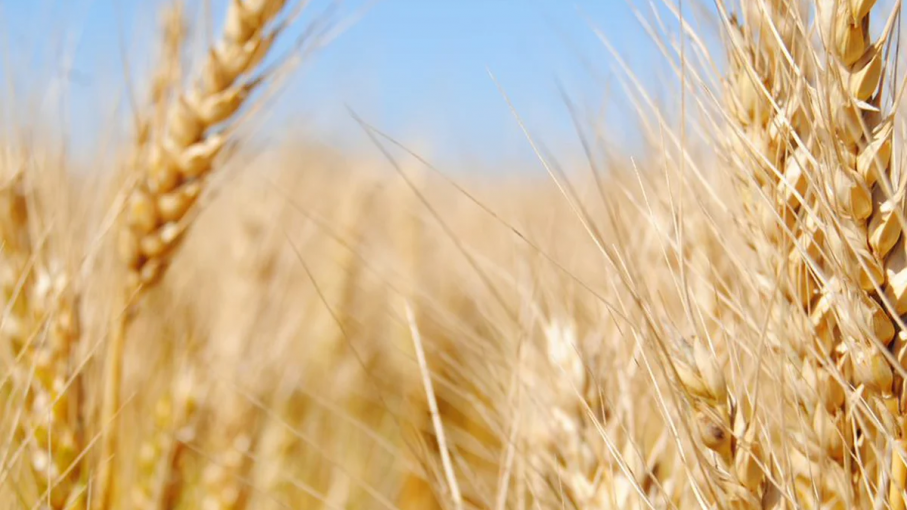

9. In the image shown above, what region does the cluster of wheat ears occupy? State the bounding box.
[8,0,907,509]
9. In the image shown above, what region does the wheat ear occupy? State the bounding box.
[814,1,907,506]
[723,2,863,506]
[121,0,289,290]
[96,3,292,508]
[728,0,907,506]
[1,170,86,510]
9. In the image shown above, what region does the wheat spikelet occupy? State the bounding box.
[532,319,598,507]
[672,335,766,509]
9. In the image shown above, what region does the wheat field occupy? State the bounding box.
[4,0,907,509]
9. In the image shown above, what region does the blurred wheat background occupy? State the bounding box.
[4,0,907,509]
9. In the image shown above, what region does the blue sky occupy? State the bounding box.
[0,0,700,167]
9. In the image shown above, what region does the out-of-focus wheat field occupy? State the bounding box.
[7,1,907,509]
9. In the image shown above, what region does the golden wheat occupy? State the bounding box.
[12,1,907,510]
[122,0,288,290]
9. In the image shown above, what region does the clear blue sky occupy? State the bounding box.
[0,0,706,167]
